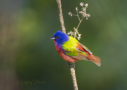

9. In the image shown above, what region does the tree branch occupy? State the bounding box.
[56,0,66,33]
[56,0,78,90]
[68,62,78,90]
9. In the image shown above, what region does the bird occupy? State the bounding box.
[51,31,101,66]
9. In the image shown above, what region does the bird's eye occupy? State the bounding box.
[55,36,59,39]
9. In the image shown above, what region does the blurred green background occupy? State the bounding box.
[0,0,127,90]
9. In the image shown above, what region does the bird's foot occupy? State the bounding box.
[67,62,75,69]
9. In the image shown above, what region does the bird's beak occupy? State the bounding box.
[50,37,55,40]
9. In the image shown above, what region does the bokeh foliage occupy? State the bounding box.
[0,0,127,90]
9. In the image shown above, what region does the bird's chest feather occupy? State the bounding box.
[54,41,77,63]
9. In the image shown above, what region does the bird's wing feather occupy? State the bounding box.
[62,43,91,60]
[70,43,92,60]
[62,36,92,60]
[78,43,92,54]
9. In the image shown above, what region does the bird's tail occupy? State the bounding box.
[89,55,101,67]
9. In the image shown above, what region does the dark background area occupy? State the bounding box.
[0,0,127,90]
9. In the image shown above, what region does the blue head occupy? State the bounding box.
[51,31,69,46]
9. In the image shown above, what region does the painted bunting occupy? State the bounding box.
[51,31,101,66]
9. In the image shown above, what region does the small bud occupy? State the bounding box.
[79,11,83,14]
[76,7,78,11]
[87,14,90,17]
[67,32,70,35]
[85,3,88,7]
[68,12,72,16]
[78,34,81,37]
[86,17,88,20]
[82,7,86,12]
[80,2,84,7]
[77,37,81,40]
[67,31,71,35]
[85,14,90,18]
[83,13,87,17]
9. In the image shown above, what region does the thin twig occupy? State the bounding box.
[56,0,78,90]
[77,14,80,21]
[76,9,80,21]
[76,16,83,30]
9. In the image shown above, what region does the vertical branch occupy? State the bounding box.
[68,63,78,90]
[56,0,66,33]
[56,0,78,90]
